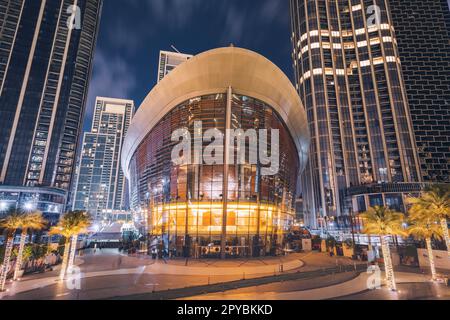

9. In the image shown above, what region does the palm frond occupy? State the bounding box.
[50,210,92,238]
[360,206,406,237]
[406,185,450,220]
[408,219,443,241]
[0,209,27,231]
[22,211,47,230]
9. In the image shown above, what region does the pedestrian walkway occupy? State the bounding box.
[0,252,304,299]
[2,250,436,300]
[182,272,433,300]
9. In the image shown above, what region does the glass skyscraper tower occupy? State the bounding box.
[0,0,102,222]
[72,97,134,222]
[290,0,422,228]
[389,0,450,183]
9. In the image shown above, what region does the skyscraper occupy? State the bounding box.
[72,97,134,222]
[0,0,102,222]
[157,50,192,83]
[389,0,450,183]
[290,0,422,228]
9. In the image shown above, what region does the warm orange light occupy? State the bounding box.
[148,202,293,236]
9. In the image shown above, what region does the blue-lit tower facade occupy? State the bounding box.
[0,0,102,223]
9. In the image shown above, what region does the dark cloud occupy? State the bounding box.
[84,50,137,130]
[144,0,206,29]
[106,0,289,51]
[85,0,292,131]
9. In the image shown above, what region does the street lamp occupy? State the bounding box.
[0,201,8,211]
[349,208,356,247]
[23,202,35,211]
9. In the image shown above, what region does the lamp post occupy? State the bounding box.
[349,208,356,247]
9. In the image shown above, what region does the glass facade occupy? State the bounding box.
[128,93,300,258]
[0,0,102,195]
[0,186,66,225]
[389,0,450,183]
[290,0,422,227]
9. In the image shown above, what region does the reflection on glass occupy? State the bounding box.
[128,94,299,257]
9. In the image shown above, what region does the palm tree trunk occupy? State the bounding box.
[0,236,14,291]
[59,238,71,281]
[381,236,397,291]
[13,230,27,280]
[67,234,78,273]
[425,238,438,281]
[440,218,450,258]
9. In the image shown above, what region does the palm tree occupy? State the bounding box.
[407,205,443,281]
[406,185,450,257]
[50,211,91,281]
[360,206,407,291]
[49,225,72,281]
[13,212,46,280]
[0,210,26,291]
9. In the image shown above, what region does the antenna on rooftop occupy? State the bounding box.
[171,45,181,53]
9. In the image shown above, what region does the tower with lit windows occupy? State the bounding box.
[72,97,134,222]
[0,0,102,223]
[290,0,422,228]
[389,0,450,183]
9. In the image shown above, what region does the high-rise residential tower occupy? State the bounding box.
[157,50,192,83]
[290,0,422,228]
[72,97,134,222]
[0,0,102,223]
[389,0,450,183]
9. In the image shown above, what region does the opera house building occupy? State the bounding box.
[121,47,310,258]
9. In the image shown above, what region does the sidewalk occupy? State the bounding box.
[0,252,304,299]
[182,272,433,300]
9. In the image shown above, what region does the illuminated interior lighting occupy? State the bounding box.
[147,202,292,236]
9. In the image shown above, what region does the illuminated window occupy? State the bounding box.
[386,56,397,63]
[313,68,323,75]
[357,40,368,47]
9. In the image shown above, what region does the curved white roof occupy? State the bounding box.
[121,47,310,178]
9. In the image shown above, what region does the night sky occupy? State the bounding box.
[85,0,450,131]
[85,0,292,130]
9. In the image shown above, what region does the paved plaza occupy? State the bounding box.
[0,249,448,300]
[0,249,306,300]
[183,271,450,300]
